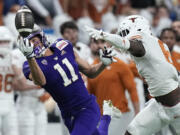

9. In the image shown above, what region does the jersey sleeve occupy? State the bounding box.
[22,61,31,80]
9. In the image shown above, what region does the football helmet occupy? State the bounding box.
[0,26,14,55]
[117,15,152,38]
[25,25,50,57]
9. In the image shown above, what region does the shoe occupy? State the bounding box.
[103,100,122,118]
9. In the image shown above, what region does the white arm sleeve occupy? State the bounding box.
[103,33,130,51]
[26,0,49,17]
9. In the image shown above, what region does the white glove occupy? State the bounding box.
[99,46,117,66]
[85,26,106,40]
[17,37,35,59]
[85,26,130,51]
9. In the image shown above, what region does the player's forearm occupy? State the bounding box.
[86,62,106,78]
[27,58,46,86]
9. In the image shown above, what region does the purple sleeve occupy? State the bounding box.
[23,61,30,80]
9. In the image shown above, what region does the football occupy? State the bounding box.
[15,6,34,37]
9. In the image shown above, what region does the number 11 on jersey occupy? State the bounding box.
[54,58,78,86]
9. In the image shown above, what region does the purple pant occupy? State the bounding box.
[61,100,111,135]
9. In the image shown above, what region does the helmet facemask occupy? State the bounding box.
[26,31,50,58]
[117,15,152,38]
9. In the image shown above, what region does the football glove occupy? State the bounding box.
[85,26,130,51]
[17,37,35,59]
[99,46,117,66]
[85,26,105,40]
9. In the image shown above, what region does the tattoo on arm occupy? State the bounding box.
[128,39,145,57]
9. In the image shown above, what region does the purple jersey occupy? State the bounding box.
[23,38,94,111]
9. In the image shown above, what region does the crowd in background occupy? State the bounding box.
[0,0,180,135]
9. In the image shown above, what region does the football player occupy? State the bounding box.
[0,26,38,135]
[17,19,117,135]
[12,47,49,135]
[0,26,18,135]
[86,15,180,135]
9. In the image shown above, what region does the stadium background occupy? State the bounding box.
[0,0,180,135]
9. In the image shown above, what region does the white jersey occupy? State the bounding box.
[130,32,179,97]
[0,51,14,109]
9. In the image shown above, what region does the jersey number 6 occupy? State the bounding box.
[0,74,14,93]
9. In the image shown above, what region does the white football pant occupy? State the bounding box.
[127,98,180,135]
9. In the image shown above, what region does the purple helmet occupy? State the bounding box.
[26,27,50,57]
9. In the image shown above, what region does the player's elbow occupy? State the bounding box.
[129,40,145,57]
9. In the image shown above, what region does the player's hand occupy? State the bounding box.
[17,37,35,59]
[99,46,117,66]
[85,26,107,40]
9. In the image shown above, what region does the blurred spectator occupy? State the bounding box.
[172,20,180,42]
[102,12,118,32]
[163,0,180,20]
[87,39,139,135]
[60,21,92,63]
[131,0,156,8]
[77,16,94,45]
[59,0,89,20]
[26,0,64,26]
[115,0,131,15]
[53,14,72,38]
[87,0,116,25]
[160,28,180,71]
[3,0,25,37]
[151,5,172,36]
[0,0,3,25]
[3,0,24,16]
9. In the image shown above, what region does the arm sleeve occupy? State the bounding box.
[23,61,30,80]
[26,0,49,17]
[117,61,139,103]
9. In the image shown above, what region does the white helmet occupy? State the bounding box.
[0,26,14,56]
[0,26,14,49]
[117,15,152,38]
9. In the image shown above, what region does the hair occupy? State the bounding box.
[160,28,177,41]
[60,21,78,35]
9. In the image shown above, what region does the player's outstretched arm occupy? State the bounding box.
[27,58,46,86]
[17,37,46,86]
[85,26,145,57]
[74,51,106,78]
[12,64,40,91]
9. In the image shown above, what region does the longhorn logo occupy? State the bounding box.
[129,17,137,23]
